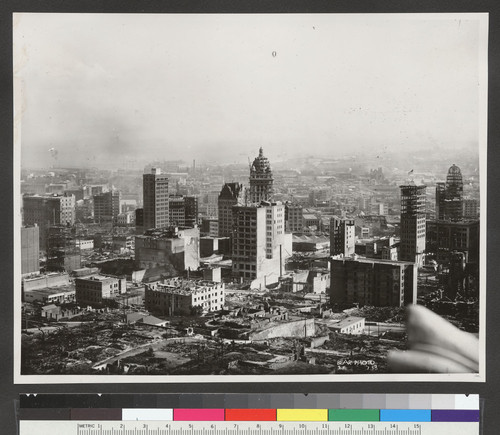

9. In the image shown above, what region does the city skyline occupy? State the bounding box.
[14,12,487,383]
[14,13,486,169]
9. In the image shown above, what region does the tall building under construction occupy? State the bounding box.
[400,184,426,267]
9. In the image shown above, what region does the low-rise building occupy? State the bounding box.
[126,312,169,327]
[22,272,70,292]
[75,239,94,250]
[24,286,76,304]
[280,270,330,294]
[116,211,136,226]
[145,278,225,316]
[331,317,365,335]
[292,234,330,252]
[303,213,320,231]
[75,275,127,307]
[112,235,134,253]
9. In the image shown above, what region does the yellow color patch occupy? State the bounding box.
[276,409,328,421]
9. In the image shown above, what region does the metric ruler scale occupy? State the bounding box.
[19,421,478,435]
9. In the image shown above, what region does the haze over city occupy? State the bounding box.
[15,13,484,169]
[15,13,486,381]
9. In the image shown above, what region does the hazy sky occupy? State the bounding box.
[14,13,487,168]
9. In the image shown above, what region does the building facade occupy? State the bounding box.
[145,278,225,316]
[399,184,426,266]
[426,219,480,263]
[201,218,219,237]
[93,190,121,222]
[143,168,169,231]
[330,216,355,257]
[284,202,304,233]
[218,182,244,238]
[21,226,40,276]
[463,198,480,220]
[75,275,126,307]
[45,225,81,273]
[330,257,417,307]
[135,227,200,273]
[22,193,76,247]
[168,195,198,228]
[232,202,292,288]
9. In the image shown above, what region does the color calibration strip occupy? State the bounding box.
[18,394,479,423]
[121,408,478,422]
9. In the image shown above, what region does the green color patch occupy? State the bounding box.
[328,409,380,421]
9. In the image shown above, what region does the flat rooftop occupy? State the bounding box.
[333,316,365,328]
[331,255,414,266]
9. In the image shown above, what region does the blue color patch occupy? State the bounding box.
[380,409,432,422]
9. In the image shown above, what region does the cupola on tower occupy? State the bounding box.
[249,147,274,204]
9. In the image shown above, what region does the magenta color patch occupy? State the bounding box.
[173,408,225,421]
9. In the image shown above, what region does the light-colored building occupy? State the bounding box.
[135,227,200,272]
[463,198,479,219]
[330,216,355,256]
[75,275,127,306]
[143,168,169,231]
[24,287,76,304]
[280,270,330,294]
[75,239,94,250]
[22,272,70,291]
[145,278,225,316]
[232,202,292,288]
[331,317,365,335]
[21,226,40,276]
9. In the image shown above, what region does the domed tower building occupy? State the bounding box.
[436,165,465,221]
[444,164,464,221]
[249,147,274,204]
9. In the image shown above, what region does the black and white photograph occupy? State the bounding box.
[14,12,487,382]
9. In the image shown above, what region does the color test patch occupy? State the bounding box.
[225,409,276,421]
[380,410,431,422]
[329,409,379,421]
[173,409,225,421]
[122,409,173,421]
[277,409,328,421]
